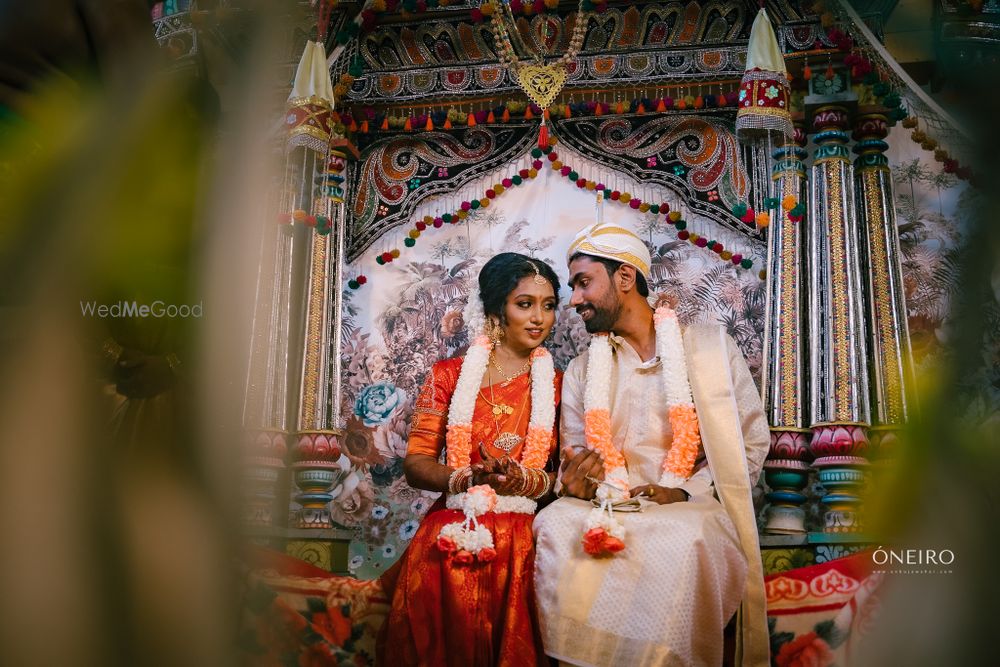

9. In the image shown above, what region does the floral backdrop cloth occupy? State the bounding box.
[330,135,975,578]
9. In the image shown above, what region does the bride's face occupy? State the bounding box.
[500,276,557,354]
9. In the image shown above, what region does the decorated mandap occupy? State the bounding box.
[148,0,979,663]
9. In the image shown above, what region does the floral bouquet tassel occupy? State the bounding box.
[437,485,499,565]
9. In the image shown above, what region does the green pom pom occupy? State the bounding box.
[442,213,452,223]
[471,199,481,209]
[675,220,687,230]
[740,258,752,269]
[404,237,416,247]
[512,175,523,185]
[375,255,385,265]
[604,189,612,198]
[317,225,331,236]
[707,240,716,249]
[568,171,578,181]
[541,144,552,154]
[763,197,779,209]
[873,82,890,97]
[790,203,806,217]
[649,204,659,214]
[531,147,543,158]
[883,92,901,108]
[348,279,360,289]
[732,203,748,217]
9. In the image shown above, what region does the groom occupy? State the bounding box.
[532,222,770,666]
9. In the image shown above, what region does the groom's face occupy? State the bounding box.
[567,255,622,334]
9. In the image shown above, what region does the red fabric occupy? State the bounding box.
[379,356,561,666]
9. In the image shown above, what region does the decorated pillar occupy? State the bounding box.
[807,105,870,533]
[761,120,811,534]
[853,111,914,461]
[291,150,352,530]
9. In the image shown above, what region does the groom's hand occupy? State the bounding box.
[629,484,688,505]
[559,448,604,500]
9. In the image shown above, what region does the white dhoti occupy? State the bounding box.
[534,495,747,667]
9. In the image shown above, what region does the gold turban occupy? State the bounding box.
[567,222,652,279]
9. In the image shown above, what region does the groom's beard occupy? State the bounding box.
[577,291,622,334]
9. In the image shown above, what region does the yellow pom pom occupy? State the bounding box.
[668,211,682,222]
[688,233,699,242]
[481,1,495,15]
[782,195,796,212]
[551,160,563,170]
[756,211,770,227]
[457,209,467,219]
[494,184,505,194]
[390,248,401,258]
[423,215,434,225]
[620,192,632,203]
[720,251,732,261]
[480,198,490,207]
[409,229,420,239]
[585,181,596,191]
[292,209,308,221]
[639,203,650,212]
[528,168,538,178]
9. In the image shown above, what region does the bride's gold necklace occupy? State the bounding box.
[479,366,531,454]
[490,350,531,386]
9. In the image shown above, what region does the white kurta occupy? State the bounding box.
[533,327,769,667]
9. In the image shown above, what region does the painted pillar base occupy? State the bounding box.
[763,430,812,534]
[242,430,287,527]
[291,432,346,529]
[810,424,870,533]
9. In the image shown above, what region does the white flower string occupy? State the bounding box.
[578,306,701,557]
[437,288,557,564]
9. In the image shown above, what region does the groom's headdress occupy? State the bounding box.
[567,222,651,280]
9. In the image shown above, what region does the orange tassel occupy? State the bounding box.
[360,120,369,133]
[677,98,687,110]
[487,110,496,123]
[656,99,666,112]
[636,102,646,115]
[524,106,534,120]
[543,108,551,120]
[564,104,571,118]
[467,113,476,127]
[594,102,604,116]
[403,117,412,131]
[425,116,433,131]
[804,66,812,80]
[538,122,548,150]
[348,117,358,132]
[718,93,726,106]
[825,63,834,80]
[443,117,452,129]
[694,95,704,109]
[615,101,624,114]
[501,108,511,122]
[380,117,389,131]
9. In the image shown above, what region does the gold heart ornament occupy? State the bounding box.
[514,63,568,110]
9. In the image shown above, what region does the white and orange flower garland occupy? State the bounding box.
[580,305,701,557]
[435,293,556,564]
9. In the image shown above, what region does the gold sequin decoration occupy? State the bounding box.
[300,234,328,428]
[826,164,853,422]
[861,168,904,423]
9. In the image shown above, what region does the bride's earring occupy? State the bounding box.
[487,318,505,346]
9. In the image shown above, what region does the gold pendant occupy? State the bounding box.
[493,432,523,453]
[492,404,513,416]
[514,62,568,110]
